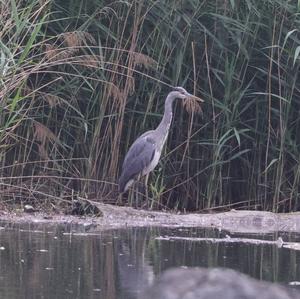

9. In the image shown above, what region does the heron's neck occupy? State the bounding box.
[156,94,175,138]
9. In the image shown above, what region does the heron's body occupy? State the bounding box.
[118,87,202,193]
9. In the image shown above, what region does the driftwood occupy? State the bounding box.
[1,203,300,234]
[156,235,300,251]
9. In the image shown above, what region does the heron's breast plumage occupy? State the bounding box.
[142,148,161,175]
[142,127,169,175]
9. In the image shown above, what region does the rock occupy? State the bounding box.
[143,268,300,299]
[67,199,103,217]
[24,205,36,213]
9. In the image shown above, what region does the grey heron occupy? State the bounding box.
[118,87,203,194]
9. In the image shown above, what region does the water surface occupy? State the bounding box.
[0,222,299,299]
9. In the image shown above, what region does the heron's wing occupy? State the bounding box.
[119,135,155,189]
[122,132,155,171]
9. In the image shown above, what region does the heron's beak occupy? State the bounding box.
[187,93,204,102]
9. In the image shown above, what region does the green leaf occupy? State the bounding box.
[10,0,19,25]
[9,85,24,113]
[262,159,278,174]
[17,16,46,64]
[252,92,289,102]
[227,149,250,162]
[233,127,240,146]
[293,46,300,67]
[283,29,298,49]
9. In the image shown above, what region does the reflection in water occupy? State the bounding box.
[116,230,154,298]
[0,223,298,298]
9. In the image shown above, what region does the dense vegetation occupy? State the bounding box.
[1,0,300,212]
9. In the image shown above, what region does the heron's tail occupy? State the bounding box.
[118,174,134,193]
[118,175,126,193]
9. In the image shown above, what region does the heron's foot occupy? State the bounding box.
[135,183,151,208]
[127,182,149,208]
[116,193,124,205]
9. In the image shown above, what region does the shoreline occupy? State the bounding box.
[0,203,299,234]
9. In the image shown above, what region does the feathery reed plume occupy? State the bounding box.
[62,31,96,48]
[106,82,123,102]
[42,93,62,107]
[183,98,203,115]
[133,53,157,69]
[33,121,60,159]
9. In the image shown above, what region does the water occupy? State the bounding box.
[0,222,299,299]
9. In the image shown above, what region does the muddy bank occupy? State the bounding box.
[0,203,300,234]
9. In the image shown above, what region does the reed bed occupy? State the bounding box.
[1,0,300,212]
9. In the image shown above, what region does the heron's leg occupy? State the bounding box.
[134,181,141,207]
[117,192,123,205]
[145,173,149,204]
[135,183,139,207]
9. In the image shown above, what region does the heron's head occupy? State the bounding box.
[172,86,204,102]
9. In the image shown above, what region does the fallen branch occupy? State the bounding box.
[155,235,300,251]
